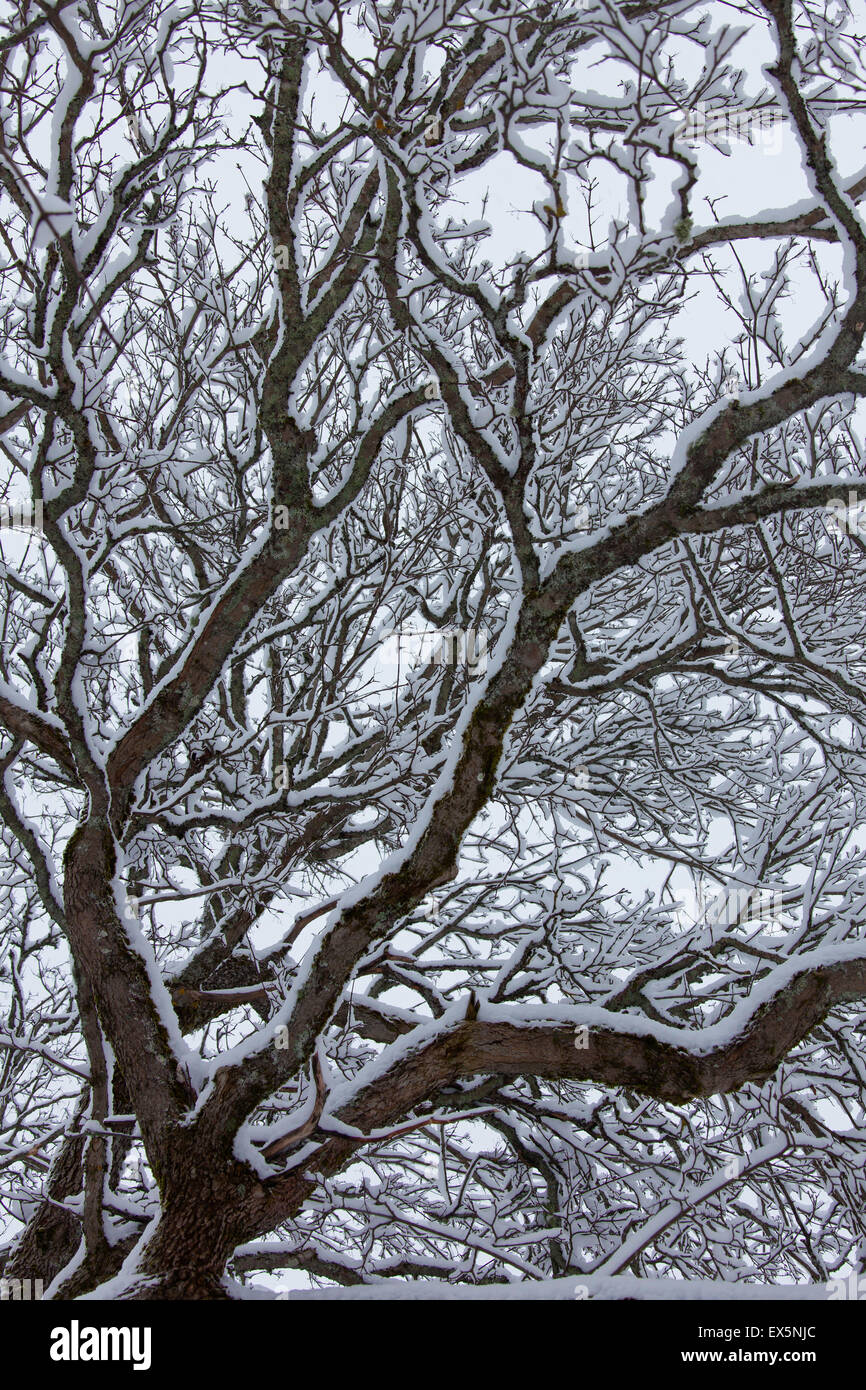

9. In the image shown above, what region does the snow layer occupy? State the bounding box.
[276,1273,837,1301]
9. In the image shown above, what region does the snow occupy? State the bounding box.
[4,0,866,1304]
[206,588,525,1097]
[274,1272,836,1300]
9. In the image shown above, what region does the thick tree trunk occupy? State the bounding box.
[110,1135,258,1300]
[117,1267,235,1301]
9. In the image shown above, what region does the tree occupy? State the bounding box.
[0,0,865,1300]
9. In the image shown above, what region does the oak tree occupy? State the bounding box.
[1,0,866,1297]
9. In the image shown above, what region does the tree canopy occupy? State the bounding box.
[1,0,866,1298]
